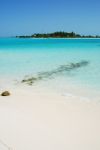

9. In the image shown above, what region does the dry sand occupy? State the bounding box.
[0,85,100,150]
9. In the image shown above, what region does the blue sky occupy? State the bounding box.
[0,0,100,36]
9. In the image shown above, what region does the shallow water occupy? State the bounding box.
[0,38,100,100]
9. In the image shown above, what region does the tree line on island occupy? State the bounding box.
[16,31,100,38]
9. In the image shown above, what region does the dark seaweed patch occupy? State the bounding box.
[21,60,89,85]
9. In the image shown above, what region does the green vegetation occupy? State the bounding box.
[16,31,100,38]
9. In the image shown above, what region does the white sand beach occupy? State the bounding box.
[0,85,100,150]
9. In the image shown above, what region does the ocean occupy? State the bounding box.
[0,38,100,100]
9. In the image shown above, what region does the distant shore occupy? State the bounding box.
[16,31,100,38]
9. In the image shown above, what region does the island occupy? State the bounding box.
[16,31,100,38]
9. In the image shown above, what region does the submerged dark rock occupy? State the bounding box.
[1,91,10,96]
[21,60,89,85]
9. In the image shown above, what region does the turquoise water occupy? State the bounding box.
[0,38,100,99]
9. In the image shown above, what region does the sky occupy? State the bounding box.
[0,0,100,36]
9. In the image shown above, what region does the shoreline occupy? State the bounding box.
[0,76,100,102]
